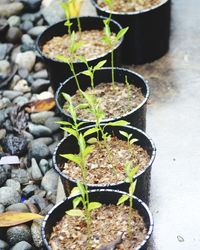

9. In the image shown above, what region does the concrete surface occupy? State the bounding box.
[57,1,200,249]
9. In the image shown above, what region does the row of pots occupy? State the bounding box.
[37,1,171,249]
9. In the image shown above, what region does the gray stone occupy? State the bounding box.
[22,184,38,198]
[45,116,60,133]
[6,27,22,44]
[13,95,29,106]
[21,11,42,23]
[7,16,21,27]
[10,74,21,89]
[31,219,43,248]
[0,204,5,213]
[0,166,7,186]
[36,91,54,100]
[31,158,43,181]
[0,60,10,75]
[2,164,11,179]
[3,90,22,100]
[5,179,21,193]
[0,97,10,109]
[15,51,36,72]
[0,109,6,125]
[39,158,49,174]
[11,241,32,250]
[11,168,30,184]
[41,203,54,215]
[34,62,45,72]
[18,67,29,78]
[0,187,21,206]
[0,3,24,18]
[30,111,55,125]
[28,26,47,37]
[28,122,52,137]
[21,34,34,47]
[28,195,48,211]
[41,168,58,193]
[3,134,28,156]
[13,79,31,93]
[42,1,65,25]
[31,78,50,93]
[21,0,42,13]
[28,141,50,162]
[6,224,32,246]
[6,203,29,212]
[49,141,58,156]
[0,43,13,60]
[0,129,6,140]
[30,137,53,146]
[32,69,48,79]
[0,239,9,249]
[20,20,33,33]
[21,131,34,143]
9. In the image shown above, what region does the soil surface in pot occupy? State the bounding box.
[97,0,161,12]
[42,30,116,61]
[49,204,147,249]
[64,82,144,120]
[62,136,150,184]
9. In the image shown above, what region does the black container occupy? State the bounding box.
[36,16,123,91]
[53,125,156,204]
[56,67,149,131]
[42,189,154,250]
[91,0,171,65]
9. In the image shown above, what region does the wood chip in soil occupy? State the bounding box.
[42,30,116,61]
[97,0,161,12]
[64,82,145,120]
[49,204,147,250]
[62,136,150,184]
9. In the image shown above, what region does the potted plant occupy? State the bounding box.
[42,189,154,249]
[91,0,171,65]
[36,14,124,91]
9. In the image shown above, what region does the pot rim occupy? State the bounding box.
[55,67,150,123]
[52,124,156,187]
[36,16,123,64]
[91,0,169,15]
[42,188,154,250]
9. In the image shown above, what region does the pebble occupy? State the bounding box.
[0,204,5,213]
[21,0,42,13]
[0,186,21,206]
[45,116,60,133]
[21,12,42,23]
[30,111,55,124]
[3,134,28,156]
[7,16,21,27]
[21,34,34,48]
[15,51,36,72]
[10,74,21,89]
[0,110,6,125]
[6,27,22,44]
[2,164,12,179]
[39,158,49,174]
[49,141,58,155]
[13,79,31,93]
[6,224,32,246]
[18,67,28,79]
[0,43,13,60]
[10,241,32,250]
[30,137,53,146]
[13,95,29,106]
[31,78,50,93]
[0,97,10,109]
[28,122,52,137]
[31,158,43,181]
[28,26,47,37]
[42,1,65,25]
[32,69,48,79]
[28,194,48,211]
[0,167,7,186]
[6,203,29,212]
[41,168,58,194]
[21,131,34,142]
[3,90,22,100]
[0,239,9,249]
[28,141,50,162]
[0,128,6,140]
[20,20,33,33]
[5,179,21,193]
[0,3,24,18]
[22,184,38,198]
[40,203,54,215]
[34,61,45,72]
[11,168,30,184]
[36,91,54,100]
[0,60,10,75]
[31,219,43,248]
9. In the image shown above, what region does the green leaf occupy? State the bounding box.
[129,181,137,195]
[87,137,98,144]
[83,127,99,137]
[79,133,86,153]
[88,202,102,211]
[62,92,72,103]
[60,154,81,166]
[119,130,129,139]
[83,145,94,158]
[116,27,129,40]
[77,181,85,198]
[82,70,93,78]
[66,209,84,217]
[93,60,107,71]
[129,166,139,178]
[106,120,130,127]
[61,127,77,138]
[130,138,138,145]
[69,187,80,197]
[64,20,72,27]
[56,55,69,63]
[73,197,82,209]
[55,121,72,126]
[117,194,129,205]
[76,103,89,110]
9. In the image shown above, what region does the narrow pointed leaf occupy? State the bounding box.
[77,181,85,198]
[66,209,84,217]
[83,145,94,158]
[60,127,77,138]
[117,27,129,40]
[55,121,72,126]
[107,120,130,127]
[130,138,138,145]
[60,154,81,166]
[73,197,82,209]
[56,55,69,63]
[82,70,93,77]
[87,137,98,144]
[93,60,107,71]
[88,202,102,211]
[69,187,80,197]
[129,181,137,195]
[117,194,129,206]
[119,130,128,139]
[83,127,99,137]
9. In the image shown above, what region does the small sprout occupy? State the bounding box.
[119,130,138,151]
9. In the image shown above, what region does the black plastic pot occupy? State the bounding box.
[56,67,149,131]
[36,16,123,91]
[91,0,171,65]
[53,124,156,204]
[42,189,153,250]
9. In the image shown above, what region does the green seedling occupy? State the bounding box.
[103,0,114,10]
[117,162,138,236]
[66,181,102,250]
[119,130,138,152]
[56,31,84,91]
[80,57,107,91]
[125,75,132,112]
[102,16,129,89]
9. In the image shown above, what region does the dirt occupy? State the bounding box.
[42,30,116,61]
[64,82,144,120]
[97,0,161,12]
[49,204,147,250]
[62,136,150,184]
